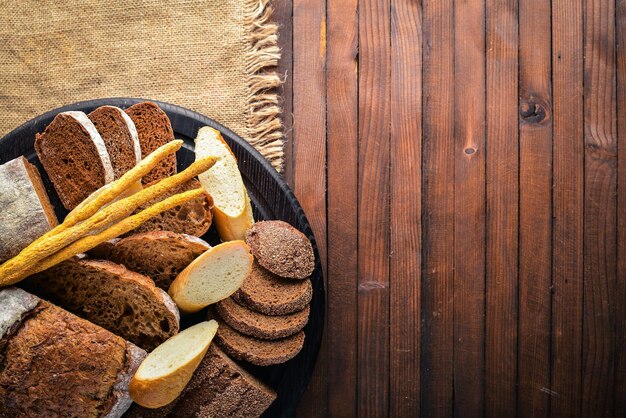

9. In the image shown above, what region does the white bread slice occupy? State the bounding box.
[129,320,219,409]
[195,126,254,241]
[168,241,253,313]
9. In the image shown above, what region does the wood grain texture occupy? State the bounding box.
[390,0,421,415]
[485,1,519,416]
[421,0,455,417]
[551,0,584,416]
[582,0,617,416]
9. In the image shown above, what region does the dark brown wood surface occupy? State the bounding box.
[274,0,626,416]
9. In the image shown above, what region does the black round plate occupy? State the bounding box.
[0,98,324,417]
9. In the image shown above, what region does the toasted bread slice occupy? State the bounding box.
[168,241,253,313]
[195,126,254,241]
[129,320,218,409]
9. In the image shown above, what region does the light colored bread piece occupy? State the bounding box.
[35,111,114,209]
[168,240,253,313]
[0,157,58,263]
[22,258,179,351]
[0,287,146,418]
[195,126,254,241]
[129,321,219,409]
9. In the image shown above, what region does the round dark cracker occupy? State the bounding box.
[245,220,314,280]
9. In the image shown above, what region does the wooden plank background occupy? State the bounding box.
[274,0,626,415]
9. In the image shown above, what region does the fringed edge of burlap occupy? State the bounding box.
[244,0,284,171]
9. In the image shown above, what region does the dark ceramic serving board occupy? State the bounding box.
[0,98,324,418]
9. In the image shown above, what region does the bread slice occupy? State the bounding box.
[216,297,310,339]
[88,105,141,179]
[195,126,254,241]
[246,220,315,279]
[125,102,176,184]
[0,287,146,418]
[125,344,276,418]
[0,156,58,263]
[209,310,305,366]
[169,240,253,313]
[129,178,213,237]
[88,231,210,290]
[129,321,218,409]
[233,261,313,315]
[22,258,180,351]
[35,110,114,209]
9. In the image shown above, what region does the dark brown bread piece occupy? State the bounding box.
[126,345,276,418]
[88,231,209,290]
[88,105,141,179]
[35,111,114,209]
[129,178,213,237]
[246,220,315,279]
[233,262,313,315]
[125,102,176,184]
[22,258,179,351]
[216,297,310,339]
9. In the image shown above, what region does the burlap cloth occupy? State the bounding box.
[0,0,283,170]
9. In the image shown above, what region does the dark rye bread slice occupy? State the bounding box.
[0,287,146,418]
[130,178,213,237]
[88,105,141,179]
[216,297,310,340]
[233,261,313,315]
[126,345,276,418]
[246,220,315,279]
[208,308,305,366]
[88,231,210,290]
[21,258,179,351]
[125,102,176,184]
[35,111,114,209]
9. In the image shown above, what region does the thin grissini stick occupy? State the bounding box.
[0,156,218,282]
[6,189,206,285]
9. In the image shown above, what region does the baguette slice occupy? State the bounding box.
[168,241,253,313]
[195,126,254,241]
[129,320,219,409]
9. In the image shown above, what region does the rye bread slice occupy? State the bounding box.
[35,111,114,209]
[88,231,210,290]
[125,102,176,184]
[22,258,179,351]
[88,105,141,179]
[233,262,313,315]
[216,297,310,340]
[209,308,305,366]
[129,178,213,237]
[246,220,315,279]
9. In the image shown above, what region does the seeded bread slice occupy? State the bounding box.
[35,111,114,209]
[216,297,310,339]
[125,102,176,184]
[88,105,141,179]
[233,262,313,315]
[22,258,179,351]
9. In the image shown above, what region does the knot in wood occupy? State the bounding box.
[520,97,548,124]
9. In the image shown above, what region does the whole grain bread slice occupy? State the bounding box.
[88,231,210,290]
[35,111,114,209]
[21,258,179,351]
[233,262,313,315]
[125,102,176,184]
[88,105,141,179]
[216,297,310,340]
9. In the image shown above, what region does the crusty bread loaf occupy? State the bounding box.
[88,105,141,179]
[35,111,114,209]
[22,258,179,351]
[0,157,58,263]
[125,102,176,184]
[0,287,146,418]
[88,231,209,290]
[233,262,313,315]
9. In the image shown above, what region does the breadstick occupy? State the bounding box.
[4,189,206,285]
